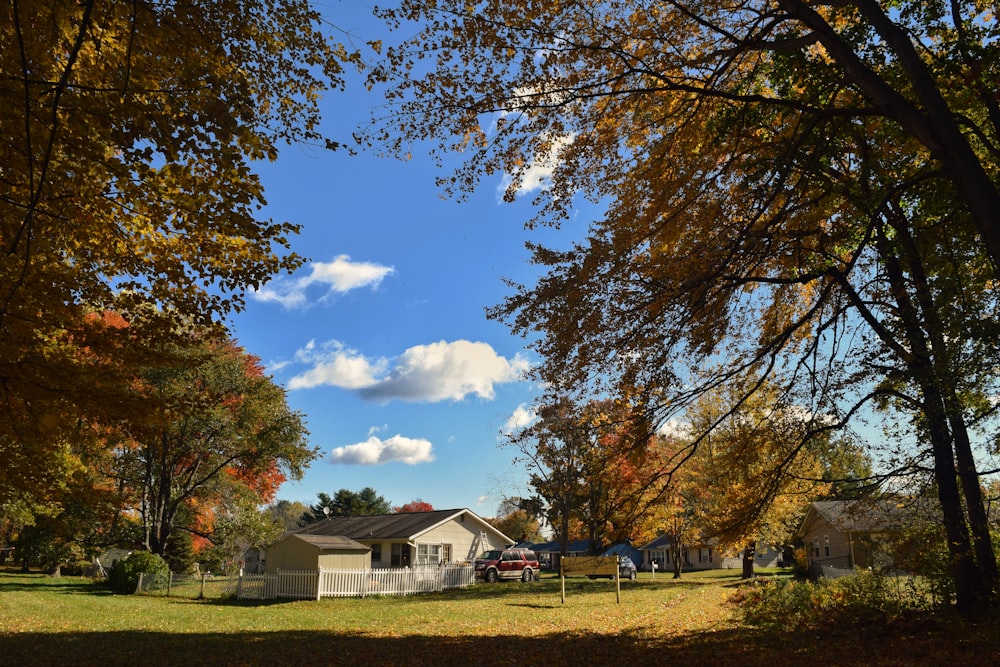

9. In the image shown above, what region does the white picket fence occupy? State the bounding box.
[237,564,475,600]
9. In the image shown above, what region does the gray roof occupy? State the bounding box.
[292,508,507,542]
[638,534,673,551]
[289,534,370,552]
[801,499,911,535]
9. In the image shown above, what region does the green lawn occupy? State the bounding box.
[1,568,998,666]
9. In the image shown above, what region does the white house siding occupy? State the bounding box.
[799,519,854,569]
[417,520,483,564]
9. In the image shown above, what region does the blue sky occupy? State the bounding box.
[226,3,582,516]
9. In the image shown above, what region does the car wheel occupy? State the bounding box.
[628,570,637,580]
[485,569,498,583]
[521,568,533,582]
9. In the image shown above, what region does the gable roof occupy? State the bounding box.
[638,534,673,551]
[796,499,910,538]
[292,508,510,543]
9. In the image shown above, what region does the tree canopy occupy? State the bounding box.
[368,1,1000,614]
[110,337,315,555]
[300,488,392,524]
[0,0,352,510]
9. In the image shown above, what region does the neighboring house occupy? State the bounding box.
[794,500,909,573]
[719,546,784,569]
[600,542,643,567]
[528,539,641,571]
[240,546,265,574]
[265,534,371,573]
[286,508,511,569]
[529,539,593,572]
[637,534,724,572]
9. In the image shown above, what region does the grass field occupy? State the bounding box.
[2,567,999,666]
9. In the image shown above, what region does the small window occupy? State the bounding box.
[417,544,442,565]
[371,543,382,563]
[813,537,820,558]
[824,536,830,557]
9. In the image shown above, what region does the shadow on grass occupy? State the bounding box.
[0,577,108,596]
[3,620,998,667]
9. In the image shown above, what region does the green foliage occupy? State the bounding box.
[108,551,169,595]
[163,531,198,575]
[732,571,932,631]
[300,488,391,524]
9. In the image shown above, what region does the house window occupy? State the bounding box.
[391,543,410,567]
[417,543,442,564]
[813,537,820,558]
[371,543,382,564]
[441,544,452,563]
[824,536,830,557]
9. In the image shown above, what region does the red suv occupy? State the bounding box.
[475,548,540,583]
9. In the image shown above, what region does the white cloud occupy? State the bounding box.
[498,133,575,199]
[251,254,394,309]
[503,403,538,433]
[328,434,435,465]
[287,340,387,390]
[288,338,530,403]
[657,418,692,440]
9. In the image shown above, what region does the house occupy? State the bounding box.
[637,534,724,572]
[529,539,592,571]
[528,539,642,571]
[719,546,784,569]
[794,499,909,573]
[265,534,371,573]
[283,508,511,570]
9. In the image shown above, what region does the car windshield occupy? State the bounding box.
[479,550,502,560]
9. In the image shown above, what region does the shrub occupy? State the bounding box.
[731,570,930,631]
[108,551,169,594]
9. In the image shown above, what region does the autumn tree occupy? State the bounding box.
[109,337,315,557]
[300,488,392,524]
[367,1,1000,615]
[393,499,435,513]
[267,500,312,532]
[685,381,831,578]
[508,395,671,554]
[490,509,543,544]
[0,1,353,510]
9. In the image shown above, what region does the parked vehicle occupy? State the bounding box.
[588,556,638,580]
[475,548,540,583]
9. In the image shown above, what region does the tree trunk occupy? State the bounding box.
[670,538,683,579]
[741,542,756,579]
[946,398,1000,598]
[870,222,995,616]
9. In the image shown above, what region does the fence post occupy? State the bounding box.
[200,573,207,599]
[167,571,173,597]
[316,569,322,601]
